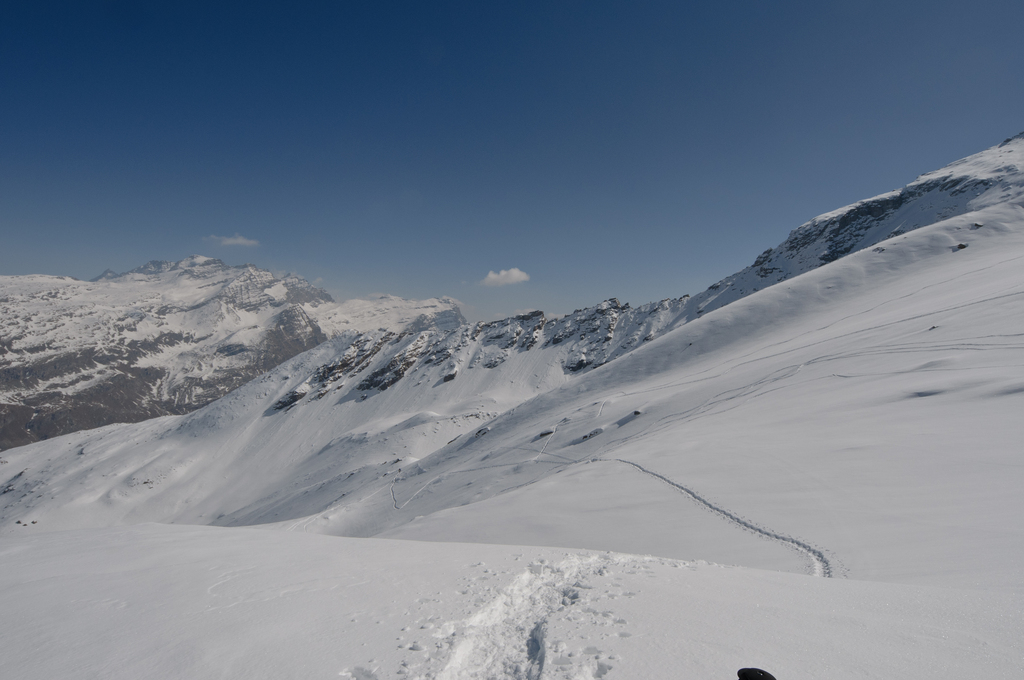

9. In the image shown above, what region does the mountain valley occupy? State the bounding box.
[3,133,1024,679]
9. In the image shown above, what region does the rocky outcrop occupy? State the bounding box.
[271,295,693,414]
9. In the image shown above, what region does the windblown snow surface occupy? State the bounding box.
[3,135,1024,679]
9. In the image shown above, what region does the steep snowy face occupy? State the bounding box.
[688,131,1024,317]
[0,257,464,449]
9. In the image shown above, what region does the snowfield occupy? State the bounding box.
[2,134,1024,678]
[2,525,1020,680]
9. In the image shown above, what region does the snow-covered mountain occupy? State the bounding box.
[4,134,1019,454]
[684,130,1024,317]
[4,132,1023,569]
[0,255,464,449]
[3,133,1024,679]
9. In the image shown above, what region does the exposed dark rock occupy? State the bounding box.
[357,334,428,392]
[216,344,249,357]
[999,131,1024,147]
[566,356,589,372]
[753,249,773,267]
[802,177,992,265]
[273,390,306,411]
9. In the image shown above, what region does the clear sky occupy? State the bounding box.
[2,1,1022,320]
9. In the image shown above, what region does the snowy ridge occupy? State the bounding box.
[0,256,464,448]
[271,296,691,413]
[686,131,1024,318]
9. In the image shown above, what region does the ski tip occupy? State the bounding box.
[738,669,777,680]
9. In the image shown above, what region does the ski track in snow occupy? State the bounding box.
[612,459,835,578]
[287,510,326,533]
[289,481,392,532]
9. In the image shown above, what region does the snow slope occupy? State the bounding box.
[1,524,1020,680]
[3,133,1024,678]
[0,256,463,449]
[377,208,1024,592]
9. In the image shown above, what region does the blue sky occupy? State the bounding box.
[2,1,1022,320]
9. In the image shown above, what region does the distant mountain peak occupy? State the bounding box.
[0,257,462,449]
[123,255,233,277]
[89,268,119,282]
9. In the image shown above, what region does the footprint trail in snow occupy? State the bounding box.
[613,459,836,578]
[357,552,677,680]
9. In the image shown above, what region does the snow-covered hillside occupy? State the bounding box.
[0,256,464,449]
[3,133,1024,678]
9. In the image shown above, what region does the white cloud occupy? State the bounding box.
[206,233,260,247]
[480,267,530,287]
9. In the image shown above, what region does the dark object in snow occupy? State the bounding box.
[272,390,304,411]
[953,243,968,251]
[738,669,776,680]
